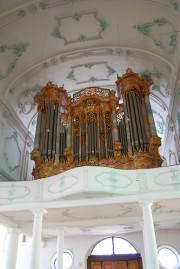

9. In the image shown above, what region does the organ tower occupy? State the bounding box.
[31,69,162,179]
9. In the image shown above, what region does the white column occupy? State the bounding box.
[3,228,21,269]
[139,221,149,269]
[140,200,159,269]
[29,208,47,269]
[56,228,64,269]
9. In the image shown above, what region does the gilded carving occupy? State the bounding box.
[31,70,162,179]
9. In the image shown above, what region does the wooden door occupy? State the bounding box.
[115,261,127,269]
[91,261,101,269]
[128,260,139,269]
[102,261,114,269]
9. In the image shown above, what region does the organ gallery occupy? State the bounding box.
[31,68,162,179]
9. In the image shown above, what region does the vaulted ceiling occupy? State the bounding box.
[0,0,180,238]
[1,0,180,145]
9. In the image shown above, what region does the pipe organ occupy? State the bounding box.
[31,68,162,179]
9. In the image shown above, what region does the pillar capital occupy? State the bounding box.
[139,200,153,208]
[57,227,65,233]
[31,208,47,216]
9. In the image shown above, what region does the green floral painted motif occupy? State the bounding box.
[133,17,177,54]
[172,1,179,11]
[118,206,132,216]
[177,112,180,124]
[66,70,77,81]
[17,9,26,17]
[152,84,169,98]
[167,65,172,73]
[170,168,180,188]
[9,88,14,95]
[169,126,174,132]
[133,22,152,36]
[11,131,18,142]
[27,140,32,148]
[8,62,16,73]
[152,109,165,135]
[22,85,42,96]
[18,84,42,114]
[106,65,116,77]
[43,62,49,68]
[140,69,162,79]
[107,171,118,184]
[12,43,29,57]
[152,70,162,79]
[59,175,65,193]
[153,18,167,26]
[3,131,21,173]
[51,26,62,39]
[8,185,16,201]
[80,51,93,57]
[0,45,7,53]
[89,76,98,82]
[170,33,177,54]
[154,40,164,49]
[19,103,27,114]
[176,88,180,95]
[79,35,87,42]
[0,42,29,79]
[72,13,81,22]
[99,20,110,31]
[153,202,165,212]
[52,12,110,44]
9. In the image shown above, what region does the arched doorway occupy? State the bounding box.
[87,237,143,269]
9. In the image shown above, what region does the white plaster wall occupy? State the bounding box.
[16,230,180,269]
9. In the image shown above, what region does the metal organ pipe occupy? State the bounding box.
[125,94,135,152]
[43,104,50,159]
[123,115,128,155]
[142,99,151,140]
[31,71,162,179]
[55,106,61,161]
[97,110,101,160]
[52,102,58,157]
[81,115,86,161]
[128,93,139,150]
[145,96,157,136]
[47,102,53,159]
[103,110,108,160]
[79,112,82,161]
[136,96,147,150]
[34,111,42,150]
[131,94,144,150]
[122,98,132,152]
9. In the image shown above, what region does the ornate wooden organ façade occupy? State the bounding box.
[31,69,162,179]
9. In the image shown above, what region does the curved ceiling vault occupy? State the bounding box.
[0,0,180,163]
[0,0,180,239]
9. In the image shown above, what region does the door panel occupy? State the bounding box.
[102,261,114,269]
[115,261,127,269]
[128,260,139,269]
[91,262,102,269]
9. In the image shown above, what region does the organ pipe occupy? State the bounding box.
[34,111,42,150]
[31,69,162,179]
